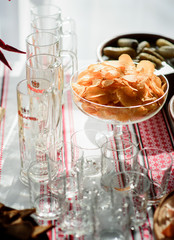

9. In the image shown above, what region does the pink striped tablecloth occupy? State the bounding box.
[0,64,173,240]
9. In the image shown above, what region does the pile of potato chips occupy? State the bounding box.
[72,54,167,122]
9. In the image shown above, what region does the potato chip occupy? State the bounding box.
[153,75,162,88]
[118,54,134,66]
[122,74,138,83]
[118,54,136,74]
[92,79,102,86]
[81,102,98,115]
[116,87,142,107]
[101,79,115,87]
[102,60,125,70]
[72,83,86,97]
[85,86,110,104]
[90,62,123,79]
[136,60,155,75]
[148,79,165,98]
[77,73,94,86]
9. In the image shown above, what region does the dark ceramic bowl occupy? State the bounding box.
[97,32,174,64]
[168,95,174,132]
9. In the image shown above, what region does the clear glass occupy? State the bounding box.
[31,16,61,35]
[28,161,63,220]
[60,198,94,237]
[26,53,77,146]
[71,129,108,177]
[31,4,62,20]
[86,183,130,239]
[17,79,53,185]
[31,16,77,55]
[26,32,60,59]
[136,147,173,205]
[100,139,138,189]
[26,54,63,144]
[110,171,150,229]
[47,141,84,200]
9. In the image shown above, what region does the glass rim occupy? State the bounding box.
[102,139,138,159]
[110,170,151,194]
[31,16,61,32]
[26,53,62,69]
[27,160,48,177]
[71,129,107,150]
[31,4,62,17]
[26,31,60,47]
[16,78,51,96]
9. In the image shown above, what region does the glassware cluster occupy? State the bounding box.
[14,3,173,240]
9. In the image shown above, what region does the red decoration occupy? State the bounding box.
[0,39,26,70]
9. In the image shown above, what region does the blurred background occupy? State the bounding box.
[0,0,174,67]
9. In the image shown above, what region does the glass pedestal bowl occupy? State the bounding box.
[70,66,169,145]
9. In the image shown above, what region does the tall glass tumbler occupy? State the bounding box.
[30,15,78,93]
[26,54,63,133]
[17,79,53,185]
[26,54,77,143]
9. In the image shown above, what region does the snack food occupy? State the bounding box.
[103,37,174,68]
[71,54,168,123]
[0,202,53,240]
[154,191,174,240]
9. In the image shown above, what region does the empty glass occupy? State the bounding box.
[85,183,129,240]
[101,139,138,189]
[28,160,63,220]
[47,141,84,200]
[31,16,77,55]
[26,53,77,145]
[71,129,108,177]
[26,32,60,59]
[26,50,77,93]
[136,147,173,205]
[110,171,150,229]
[60,198,94,237]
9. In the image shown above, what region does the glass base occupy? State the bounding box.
[19,171,29,186]
[33,195,63,221]
[99,230,126,240]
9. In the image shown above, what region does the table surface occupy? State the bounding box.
[0,0,174,239]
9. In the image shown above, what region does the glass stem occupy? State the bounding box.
[113,125,123,136]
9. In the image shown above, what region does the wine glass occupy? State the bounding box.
[70,66,169,145]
